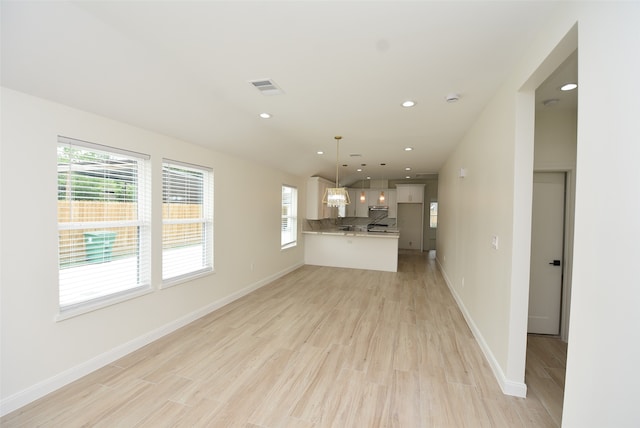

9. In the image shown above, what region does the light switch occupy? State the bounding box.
[491,235,499,250]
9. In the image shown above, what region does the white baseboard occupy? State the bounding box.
[0,263,303,417]
[435,257,527,398]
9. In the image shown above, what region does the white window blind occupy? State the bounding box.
[162,160,213,283]
[281,185,297,248]
[57,137,151,312]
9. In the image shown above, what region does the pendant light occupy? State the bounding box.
[322,136,351,208]
[379,167,386,204]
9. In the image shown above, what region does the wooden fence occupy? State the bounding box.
[58,201,202,265]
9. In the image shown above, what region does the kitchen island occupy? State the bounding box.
[303,229,399,272]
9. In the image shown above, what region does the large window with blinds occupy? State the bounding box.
[281,185,297,248]
[162,160,213,284]
[57,137,151,313]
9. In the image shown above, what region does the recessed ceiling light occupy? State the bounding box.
[405,176,411,179]
[405,167,411,171]
[259,112,271,119]
[404,147,413,151]
[356,168,363,172]
[366,176,371,180]
[401,100,416,108]
[317,151,324,155]
[560,83,577,91]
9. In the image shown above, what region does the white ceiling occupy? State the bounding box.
[1,1,568,185]
[536,50,578,111]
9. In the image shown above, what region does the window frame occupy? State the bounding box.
[161,159,214,287]
[56,136,151,318]
[281,184,298,249]
[430,201,438,229]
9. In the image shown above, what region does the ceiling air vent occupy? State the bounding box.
[249,79,284,96]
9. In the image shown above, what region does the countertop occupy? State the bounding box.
[302,228,399,238]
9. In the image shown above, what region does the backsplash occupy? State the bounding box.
[304,213,396,231]
[304,218,339,231]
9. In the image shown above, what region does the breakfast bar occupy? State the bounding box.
[303,229,399,272]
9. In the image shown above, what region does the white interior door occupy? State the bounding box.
[397,203,422,250]
[528,172,565,335]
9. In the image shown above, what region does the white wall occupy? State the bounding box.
[437,2,640,426]
[534,108,577,170]
[437,78,524,394]
[562,3,640,427]
[0,88,305,414]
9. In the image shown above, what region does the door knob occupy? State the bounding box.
[549,260,561,266]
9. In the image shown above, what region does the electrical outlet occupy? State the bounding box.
[462,277,465,288]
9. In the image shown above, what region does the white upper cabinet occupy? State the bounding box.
[339,187,398,218]
[368,189,386,206]
[306,177,336,219]
[396,184,425,203]
[355,190,370,217]
[387,189,397,218]
[343,189,357,217]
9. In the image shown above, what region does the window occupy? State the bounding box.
[281,185,297,248]
[430,202,438,228]
[162,160,213,284]
[57,137,150,312]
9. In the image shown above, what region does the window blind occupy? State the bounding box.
[162,160,213,283]
[281,185,297,247]
[57,136,151,311]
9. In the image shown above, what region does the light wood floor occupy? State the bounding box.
[525,334,567,427]
[2,251,566,427]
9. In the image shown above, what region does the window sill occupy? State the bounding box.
[161,268,215,289]
[281,242,297,250]
[56,286,153,322]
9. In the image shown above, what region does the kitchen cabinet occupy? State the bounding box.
[341,189,357,217]
[366,188,397,217]
[306,177,336,219]
[387,189,397,218]
[368,189,386,206]
[396,184,425,203]
[340,187,397,218]
[355,190,369,217]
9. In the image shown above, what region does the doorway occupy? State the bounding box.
[528,172,565,335]
[527,49,577,341]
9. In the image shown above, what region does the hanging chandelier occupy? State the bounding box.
[322,136,351,208]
